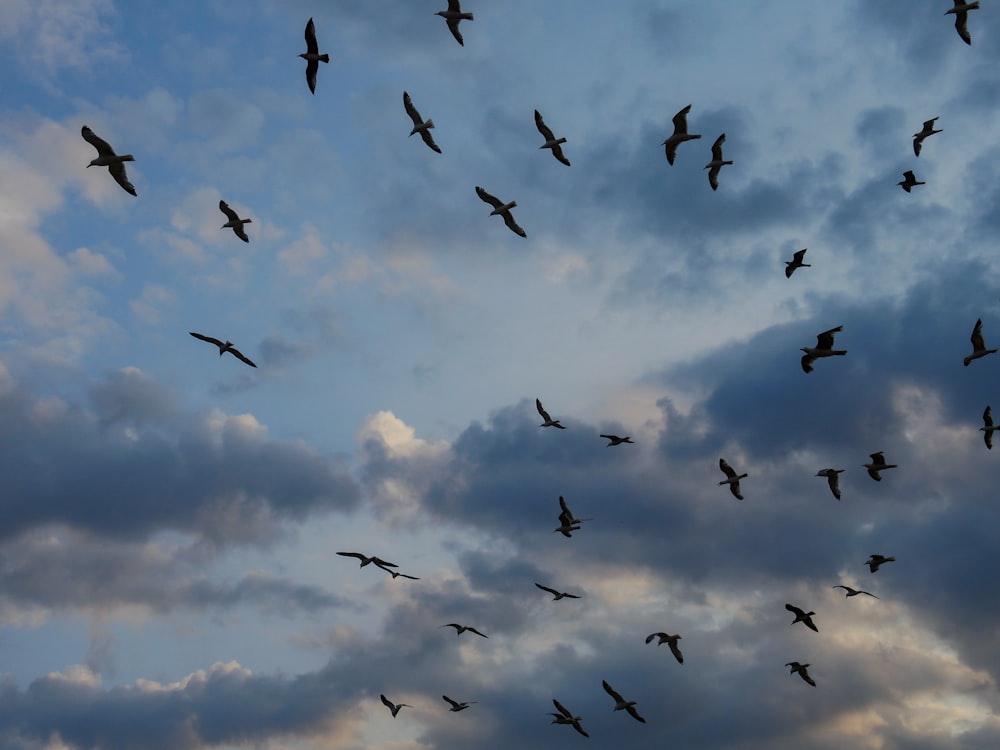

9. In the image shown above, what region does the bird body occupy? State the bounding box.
[785,603,819,632]
[786,661,816,686]
[436,0,473,46]
[442,695,477,711]
[600,434,634,446]
[403,92,441,153]
[299,18,329,94]
[899,170,924,192]
[602,680,646,723]
[440,623,489,638]
[863,452,897,481]
[801,326,846,373]
[380,694,411,717]
[81,125,136,196]
[865,554,895,573]
[476,186,526,237]
[663,104,701,165]
[705,133,732,190]
[913,117,942,156]
[964,318,997,366]
[219,200,252,243]
[536,398,564,428]
[534,110,570,166]
[833,585,878,599]
[645,632,683,663]
[718,458,747,500]
[188,332,257,367]
[535,583,580,600]
[981,405,997,449]
[784,248,810,278]
[815,468,845,500]
[946,1,978,45]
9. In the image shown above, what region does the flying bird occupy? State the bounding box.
[645,632,683,663]
[403,91,441,153]
[964,318,997,366]
[801,326,846,373]
[219,200,252,243]
[981,405,997,450]
[299,18,329,95]
[188,332,257,368]
[832,585,879,599]
[550,699,589,737]
[535,583,580,601]
[786,661,816,687]
[815,468,845,500]
[384,569,420,580]
[946,1,978,45]
[476,186,526,237]
[898,170,924,192]
[601,680,646,723]
[553,520,582,538]
[863,452,897,481]
[555,495,590,537]
[534,110,570,166]
[600,434,634,446]
[435,0,473,46]
[442,695,477,712]
[718,458,747,500]
[785,603,819,632]
[784,248,810,278]
[536,398,565,428]
[913,117,942,156]
[662,104,701,165]
[440,623,488,638]
[336,552,398,569]
[705,133,733,191]
[865,554,896,573]
[81,125,136,196]
[380,694,411,717]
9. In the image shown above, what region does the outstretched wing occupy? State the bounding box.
[466,626,488,638]
[710,133,726,161]
[785,603,805,618]
[601,680,624,702]
[552,699,573,718]
[81,125,114,156]
[219,200,240,223]
[534,109,555,141]
[815,325,842,351]
[502,211,527,237]
[109,162,137,196]
[476,185,503,210]
[227,346,257,368]
[535,583,559,596]
[537,398,552,421]
[189,331,224,348]
[672,105,692,135]
[304,17,319,54]
[955,10,972,45]
[442,695,460,709]
[645,632,663,644]
[719,458,737,479]
[668,639,684,663]
[971,318,986,350]
[403,91,422,126]
[446,18,464,46]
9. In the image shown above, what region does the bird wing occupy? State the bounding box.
[955,11,972,45]
[403,91,422,126]
[550,143,570,166]
[804,616,819,633]
[109,162,137,196]
[446,18,464,45]
[442,695,461,709]
[305,59,319,94]
[537,398,552,421]
[381,694,395,710]
[801,353,816,373]
[535,583,559,596]
[337,552,366,562]
[785,264,795,279]
[729,482,743,500]
[467,627,488,638]
[869,452,885,467]
[672,105,692,135]
[219,200,240,223]
[447,0,462,9]
[785,603,805,618]
[816,325,842,350]
[81,125,115,156]
[719,458,737,479]
[984,405,993,427]
[501,210,527,237]
[860,590,879,599]
[534,110,555,141]
[371,557,398,568]
[420,129,441,153]
[626,705,646,723]
[602,680,624,702]
[227,346,257,368]
[552,699,573,718]
[913,136,922,157]
[710,133,726,161]
[799,667,816,686]
[708,165,721,191]
[668,640,684,663]
[665,139,679,165]
[395,572,420,580]
[572,721,589,737]
[792,248,807,264]
[304,17,319,55]
[827,473,841,499]
[971,319,986,350]
[476,186,503,210]
[189,331,224,348]
[645,632,663,644]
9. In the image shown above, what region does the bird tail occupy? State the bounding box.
[319,54,330,63]
[119,154,135,162]
[832,350,847,355]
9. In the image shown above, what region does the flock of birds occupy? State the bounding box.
[68,0,993,742]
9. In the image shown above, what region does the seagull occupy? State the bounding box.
[384,569,420,580]
[336,552,398,569]
[440,623,488,638]
[964,318,998,366]
[534,110,570,166]
[913,118,942,156]
[784,249,810,278]
[786,661,816,687]
[815,468,845,500]
[476,186,526,237]
[785,603,819,633]
[299,18,329,95]
[553,521,582,538]
[435,0,473,46]
[718,458,747,500]
[81,125,136,196]
[536,398,565,428]
[403,92,441,153]
[832,585,879,599]
[863,452,897,481]
[981,406,998,450]
[600,434,634,446]
[898,170,925,193]
[662,105,702,165]
[946,1,979,45]
[645,633,683,664]
[188,332,257,368]
[865,554,896,573]
[801,326,846,373]
[601,680,646,723]
[380,694,411,717]
[219,200,252,243]
[442,695,477,712]
[535,583,581,601]
[550,699,589,737]
[705,133,733,191]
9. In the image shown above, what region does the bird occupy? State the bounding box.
[946,1,978,45]
[558,496,592,527]
[442,695,477,712]
[913,117,942,156]
[981,405,998,450]
[645,633,684,664]
[601,680,646,723]
[553,521,581,538]
[534,110,570,166]
[705,133,733,191]
[865,554,896,573]
[801,326,846,373]
[832,585,879,599]
[600,434,634,446]
[81,125,136,196]
[550,699,589,737]
[898,170,924,192]
[380,694,411,717]
[299,18,329,95]
[964,318,998,366]
[188,332,257,368]
[218,200,252,243]
[815,468,845,500]
[535,583,580,601]
[786,662,816,687]
[435,0,473,46]
[662,105,701,165]
[785,603,819,632]
[476,186,526,237]
[718,458,747,500]
[863,452,897,481]
[536,398,565,428]
[784,248,810,278]
[403,92,441,153]
[440,623,488,638]
[336,552,398,569]
[384,569,420,580]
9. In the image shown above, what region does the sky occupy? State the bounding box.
[1,0,1000,748]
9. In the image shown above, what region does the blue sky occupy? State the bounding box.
[2,1,1000,748]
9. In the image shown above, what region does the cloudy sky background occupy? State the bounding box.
[1,0,1000,748]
